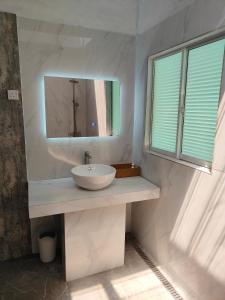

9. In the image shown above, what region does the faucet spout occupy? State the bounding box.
[84,151,92,164]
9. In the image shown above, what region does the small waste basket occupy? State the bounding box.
[38,231,57,263]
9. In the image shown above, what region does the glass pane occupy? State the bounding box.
[182,39,225,162]
[151,52,182,153]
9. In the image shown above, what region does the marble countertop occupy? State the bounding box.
[29,176,160,218]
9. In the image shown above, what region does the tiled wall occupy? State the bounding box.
[0,12,31,260]
[17,17,135,181]
[17,18,135,251]
[132,1,225,299]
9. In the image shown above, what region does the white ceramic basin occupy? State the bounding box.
[71,164,116,190]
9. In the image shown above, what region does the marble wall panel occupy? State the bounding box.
[132,1,225,299]
[64,204,126,281]
[17,17,135,180]
[0,12,31,260]
[17,17,134,251]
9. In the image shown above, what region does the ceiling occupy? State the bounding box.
[0,0,195,35]
[138,0,195,34]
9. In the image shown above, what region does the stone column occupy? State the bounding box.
[0,12,31,260]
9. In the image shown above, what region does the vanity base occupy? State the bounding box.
[64,204,126,281]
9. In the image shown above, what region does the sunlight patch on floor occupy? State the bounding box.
[70,283,108,300]
[111,270,175,299]
[69,245,177,300]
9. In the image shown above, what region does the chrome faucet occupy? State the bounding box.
[84,151,92,164]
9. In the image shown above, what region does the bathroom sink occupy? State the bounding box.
[71,164,116,190]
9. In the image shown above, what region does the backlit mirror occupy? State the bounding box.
[44,76,120,138]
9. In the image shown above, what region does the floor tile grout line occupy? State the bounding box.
[127,235,184,300]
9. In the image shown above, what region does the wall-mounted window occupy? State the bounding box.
[145,35,225,169]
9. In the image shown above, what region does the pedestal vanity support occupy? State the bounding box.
[29,177,160,281]
[63,204,126,281]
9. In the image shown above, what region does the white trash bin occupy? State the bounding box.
[38,232,57,263]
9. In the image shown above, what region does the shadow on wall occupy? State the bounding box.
[133,163,225,299]
[132,93,225,299]
[170,171,225,282]
[169,170,225,299]
[170,92,225,291]
[47,144,82,166]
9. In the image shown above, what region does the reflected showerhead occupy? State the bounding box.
[69,79,79,84]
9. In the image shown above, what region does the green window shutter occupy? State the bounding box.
[112,81,120,136]
[182,39,225,162]
[151,52,182,153]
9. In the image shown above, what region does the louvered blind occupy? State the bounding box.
[182,39,225,162]
[151,52,182,153]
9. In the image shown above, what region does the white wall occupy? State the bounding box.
[17,17,134,250]
[137,0,194,34]
[0,0,201,36]
[0,0,138,35]
[18,17,135,180]
[132,1,225,299]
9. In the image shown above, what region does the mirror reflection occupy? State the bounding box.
[44,76,120,138]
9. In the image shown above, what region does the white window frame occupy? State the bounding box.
[144,29,225,172]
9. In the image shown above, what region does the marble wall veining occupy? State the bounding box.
[17,17,135,181]
[0,12,31,260]
[137,0,194,34]
[0,0,199,36]
[132,1,225,299]
[64,204,126,281]
[17,17,134,250]
[0,0,138,35]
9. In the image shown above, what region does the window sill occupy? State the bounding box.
[145,150,212,174]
